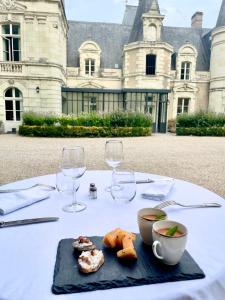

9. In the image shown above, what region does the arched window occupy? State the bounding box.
[2,23,21,61]
[181,62,191,80]
[146,54,156,75]
[5,88,23,121]
[149,25,157,41]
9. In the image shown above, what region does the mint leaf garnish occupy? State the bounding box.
[166,226,178,236]
[156,214,166,220]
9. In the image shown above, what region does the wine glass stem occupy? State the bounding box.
[72,179,77,207]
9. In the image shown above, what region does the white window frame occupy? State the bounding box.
[2,23,21,62]
[85,58,95,76]
[180,62,191,80]
[5,88,23,121]
[177,98,190,115]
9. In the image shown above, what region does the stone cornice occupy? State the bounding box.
[124,41,173,52]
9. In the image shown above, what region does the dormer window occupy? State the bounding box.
[2,24,21,61]
[85,59,95,76]
[146,54,156,75]
[181,62,191,80]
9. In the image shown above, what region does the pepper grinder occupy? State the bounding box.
[89,183,97,199]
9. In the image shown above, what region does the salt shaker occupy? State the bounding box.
[89,183,97,199]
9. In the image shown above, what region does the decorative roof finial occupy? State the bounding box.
[125,0,128,6]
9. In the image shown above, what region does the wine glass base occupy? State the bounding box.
[105,186,111,192]
[62,202,87,213]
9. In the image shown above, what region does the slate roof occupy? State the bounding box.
[67,21,132,69]
[162,27,211,71]
[217,0,225,27]
[122,5,137,26]
[129,0,153,43]
[67,0,213,71]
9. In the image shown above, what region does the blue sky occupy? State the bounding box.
[64,0,222,28]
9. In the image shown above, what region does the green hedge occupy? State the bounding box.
[19,125,152,137]
[22,111,152,128]
[176,112,225,136]
[177,112,225,128]
[176,127,225,136]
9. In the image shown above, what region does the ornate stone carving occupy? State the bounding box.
[0,0,26,11]
[0,0,15,10]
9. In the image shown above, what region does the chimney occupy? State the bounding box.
[191,12,203,28]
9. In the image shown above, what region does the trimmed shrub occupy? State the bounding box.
[19,125,152,138]
[176,112,225,136]
[177,112,225,128]
[176,127,225,136]
[22,111,152,128]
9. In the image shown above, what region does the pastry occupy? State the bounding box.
[78,249,104,273]
[72,236,96,252]
[103,228,137,260]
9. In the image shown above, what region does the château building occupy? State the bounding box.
[0,0,225,133]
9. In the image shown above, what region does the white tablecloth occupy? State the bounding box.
[0,171,225,300]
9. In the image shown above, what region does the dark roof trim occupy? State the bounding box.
[62,87,171,94]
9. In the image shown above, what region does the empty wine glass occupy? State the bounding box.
[110,170,136,204]
[61,146,86,213]
[105,140,124,191]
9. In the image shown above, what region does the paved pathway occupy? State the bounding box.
[0,134,225,197]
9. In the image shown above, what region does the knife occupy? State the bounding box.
[0,217,59,228]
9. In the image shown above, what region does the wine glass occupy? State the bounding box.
[104,140,124,191]
[61,146,86,213]
[110,170,136,204]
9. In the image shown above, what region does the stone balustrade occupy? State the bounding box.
[1,63,23,73]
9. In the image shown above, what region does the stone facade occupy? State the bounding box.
[0,0,67,132]
[0,0,225,132]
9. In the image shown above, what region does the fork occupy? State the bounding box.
[154,200,222,210]
[0,183,56,193]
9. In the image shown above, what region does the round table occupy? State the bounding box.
[0,171,225,300]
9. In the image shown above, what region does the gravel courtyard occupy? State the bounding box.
[0,134,225,198]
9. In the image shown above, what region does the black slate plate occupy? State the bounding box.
[52,235,205,295]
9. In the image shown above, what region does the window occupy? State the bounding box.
[90,97,97,111]
[171,53,177,70]
[145,96,153,114]
[85,59,95,76]
[5,88,23,121]
[146,54,156,75]
[177,98,190,115]
[2,24,21,61]
[181,62,191,80]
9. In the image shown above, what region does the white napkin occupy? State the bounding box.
[0,187,50,215]
[141,179,175,201]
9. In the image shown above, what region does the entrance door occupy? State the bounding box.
[157,94,168,133]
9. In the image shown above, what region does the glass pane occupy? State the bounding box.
[16,100,20,110]
[177,107,182,114]
[5,100,13,110]
[178,99,183,105]
[3,38,9,51]
[13,51,20,61]
[16,111,21,121]
[2,24,10,34]
[184,99,189,105]
[13,38,20,51]
[12,25,20,35]
[146,55,156,75]
[183,107,188,113]
[5,89,13,97]
[15,88,21,98]
[3,50,10,61]
[6,111,14,121]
